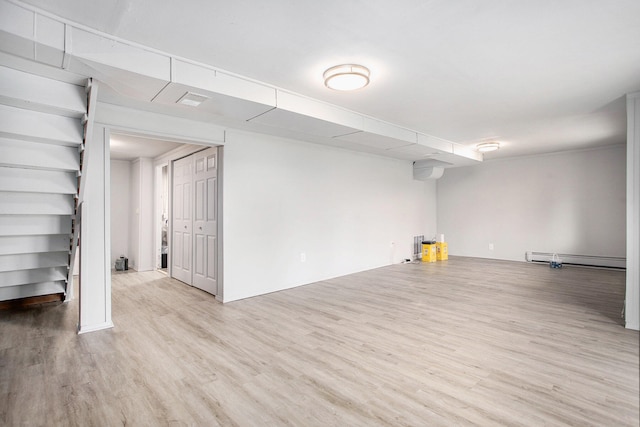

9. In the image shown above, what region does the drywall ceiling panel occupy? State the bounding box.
[277,90,364,131]
[34,15,64,50]
[248,107,360,138]
[69,27,170,82]
[172,59,276,108]
[152,82,275,122]
[0,31,33,61]
[67,56,169,103]
[326,138,438,162]
[0,51,87,85]
[276,91,364,131]
[34,14,65,67]
[388,142,483,166]
[386,142,447,159]
[362,117,417,144]
[416,133,454,154]
[428,151,483,167]
[238,119,401,159]
[334,130,415,150]
[393,135,484,166]
[453,144,483,161]
[319,136,392,156]
[246,88,363,137]
[66,27,171,101]
[0,1,35,61]
[0,1,33,39]
[0,8,66,69]
[414,158,454,169]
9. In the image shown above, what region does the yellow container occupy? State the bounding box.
[436,242,448,261]
[422,243,437,263]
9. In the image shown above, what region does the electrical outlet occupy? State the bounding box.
[300,252,306,263]
[489,243,494,250]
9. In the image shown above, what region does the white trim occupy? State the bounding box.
[95,103,225,146]
[154,163,164,270]
[78,321,114,334]
[479,143,626,166]
[216,145,224,302]
[103,127,112,327]
[626,92,640,330]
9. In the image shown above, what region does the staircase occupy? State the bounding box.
[0,65,94,302]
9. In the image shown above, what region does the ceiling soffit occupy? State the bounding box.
[0,0,482,166]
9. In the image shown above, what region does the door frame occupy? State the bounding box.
[78,102,226,333]
[107,128,224,301]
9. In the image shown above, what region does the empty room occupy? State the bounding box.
[1,1,639,425]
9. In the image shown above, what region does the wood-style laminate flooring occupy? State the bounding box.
[1,257,638,426]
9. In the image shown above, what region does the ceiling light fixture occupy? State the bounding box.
[476,142,500,152]
[323,64,370,91]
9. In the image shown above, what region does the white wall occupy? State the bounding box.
[110,159,131,266]
[129,160,140,270]
[222,130,436,302]
[129,157,155,271]
[138,158,155,271]
[436,145,626,261]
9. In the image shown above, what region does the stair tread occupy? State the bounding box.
[0,138,80,171]
[0,104,83,146]
[0,214,72,236]
[0,65,86,118]
[0,167,78,194]
[0,281,66,302]
[0,266,68,288]
[0,192,74,215]
[0,252,69,272]
[0,235,70,255]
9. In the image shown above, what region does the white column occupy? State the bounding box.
[626,92,640,330]
[138,158,155,271]
[78,125,113,333]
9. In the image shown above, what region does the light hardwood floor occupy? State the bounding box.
[1,257,638,426]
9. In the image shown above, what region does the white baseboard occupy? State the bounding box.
[78,321,114,334]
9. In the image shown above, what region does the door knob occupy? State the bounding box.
[184,225,187,229]
[199,227,202,230]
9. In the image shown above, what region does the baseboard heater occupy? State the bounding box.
[525,251,626,269]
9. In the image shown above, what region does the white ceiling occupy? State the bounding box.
[109,133,183,161]
[19,0,640,160]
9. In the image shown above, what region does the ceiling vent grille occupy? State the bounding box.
[177,92,209,107]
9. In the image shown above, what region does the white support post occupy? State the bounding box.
[626,92,640,331]
[78,124,113,333]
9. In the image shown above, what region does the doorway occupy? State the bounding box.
[108,131,222,297]
[156,164,169,272]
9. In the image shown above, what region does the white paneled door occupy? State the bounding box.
[171,147,218,295]
[192,148,218,294]
[172,155,193,285]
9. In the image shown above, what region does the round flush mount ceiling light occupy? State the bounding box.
[323,64,370,91]
[476,141,501,152]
